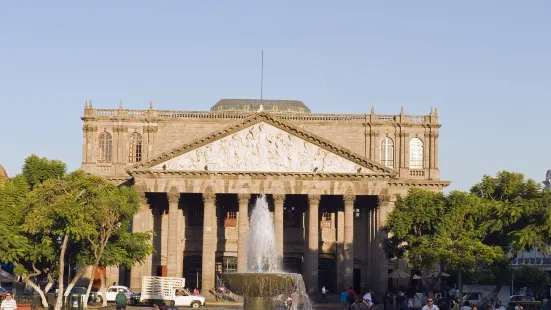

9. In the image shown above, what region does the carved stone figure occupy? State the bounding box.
[153,122,367,173]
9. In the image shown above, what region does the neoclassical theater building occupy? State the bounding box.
[81,99,449,295]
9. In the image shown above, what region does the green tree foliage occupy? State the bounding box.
[512,265,550,296]
[383,189,503,295]
[22,154,66,189]
[470,171,551,255]
[0,156,153,310]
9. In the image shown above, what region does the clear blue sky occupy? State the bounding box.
[1,1,550,192]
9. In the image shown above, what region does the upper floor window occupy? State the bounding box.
[380,137,394,168]
[97,131,112,163]
[128,132,143,163]
[409,138,424,169]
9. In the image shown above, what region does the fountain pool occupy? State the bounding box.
[220,194,312,309]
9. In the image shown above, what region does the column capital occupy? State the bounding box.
[237,193,250,204]
[308,194,321,205]
[273,194,286,204]
[203,192,216,204]
[343,194,356,204]
[167,191,180,204]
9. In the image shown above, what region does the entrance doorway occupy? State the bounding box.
[318,258,336,292]
[353,269,361,294]
[183,256,202,289]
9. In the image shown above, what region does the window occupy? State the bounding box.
[97,131,112,163]
[224,211,237,227]
[409,138,424,169]
[380,137,394,168]
[216,257,237,273]
[128,132,143,163]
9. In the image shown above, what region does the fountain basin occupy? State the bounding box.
[220,273,300,297]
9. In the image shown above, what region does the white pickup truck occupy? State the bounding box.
[141,276,205,308]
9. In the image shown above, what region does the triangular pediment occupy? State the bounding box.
[129,113,396,175]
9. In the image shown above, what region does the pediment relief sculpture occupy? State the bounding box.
[152,122,372,174]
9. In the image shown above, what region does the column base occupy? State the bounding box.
[243,297,273,310]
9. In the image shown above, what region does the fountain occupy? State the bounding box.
[220,194,312,310]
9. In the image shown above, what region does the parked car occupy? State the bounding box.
[509,295,539,309]
[95,286,133,303]
[69,286,96,303]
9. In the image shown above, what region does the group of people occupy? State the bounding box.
[338,287,375,309]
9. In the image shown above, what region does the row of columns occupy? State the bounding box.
[130,192,390,294]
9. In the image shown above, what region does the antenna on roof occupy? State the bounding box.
[260,50,264,101]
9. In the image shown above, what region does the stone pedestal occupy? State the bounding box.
[273,194,285,258]
[166,190,180,277]
[201,193,217,292]
[237,193,250,272]
[305,194,320,294]
[343,194,355,290]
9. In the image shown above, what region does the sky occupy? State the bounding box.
[0,1,550,192]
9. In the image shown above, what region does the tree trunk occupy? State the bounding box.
[54,235,69,310]
[64,268,87,297]
[101,269,107,308]
[22,274,48,308]
[83,266,97,309]
[458,269,463,305]
[44,274,54,294]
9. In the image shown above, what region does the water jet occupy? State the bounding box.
[220,194,312,310]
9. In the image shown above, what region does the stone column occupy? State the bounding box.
[343,194,356,290]
[130,193,153,291]
[201,193,217,292]
[305,194,320,294]
[336,210,345,290]
[377,195,394,293]
[237,193,250,272]
[273,194,285,258]
[166,190,180,277]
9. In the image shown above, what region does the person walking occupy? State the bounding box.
[1,292,17,310]
[341,289,349,307]
[321,285,329,303]
[115,289,127,310]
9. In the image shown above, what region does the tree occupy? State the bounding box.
[469,171,551,300]
[382,189,503,297]
[24,170,98,310]
[0,155,66,308]
[512,265,550,296]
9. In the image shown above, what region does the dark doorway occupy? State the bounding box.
[283,257,303,274]
[318,258,336,292]
[183,255,202,290]
[353,268,361,294]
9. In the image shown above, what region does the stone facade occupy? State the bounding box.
[81,99,450,295]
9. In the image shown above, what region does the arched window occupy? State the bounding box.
[380,137,394,168]
[128,132,143,163]
[409,138,424,169]
[97,131,112,163]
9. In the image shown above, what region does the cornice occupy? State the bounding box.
[129,170,395,181]
[387,179,451,189]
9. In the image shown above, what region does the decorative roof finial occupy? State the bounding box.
[400,106,404,115]
[435,108,438,116]
[371,105,375,114]
[89,100,92,108]
[119,100,123,109]
[257,104,264,112]
[149,100,153,110]
[85,100,89,109]
[430,107,434,115]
